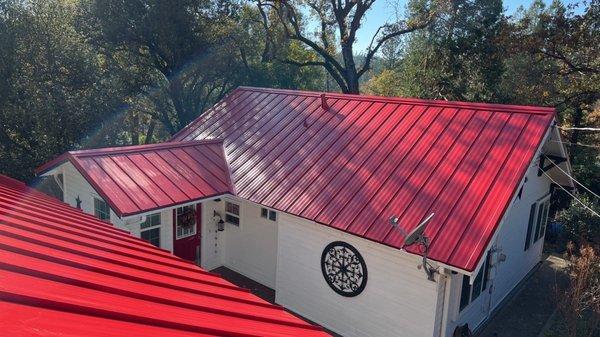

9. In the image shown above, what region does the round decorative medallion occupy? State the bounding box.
[321,241,367,297]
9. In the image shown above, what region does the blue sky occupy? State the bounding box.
[348,0,579,52]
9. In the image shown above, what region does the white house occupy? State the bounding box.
[37,87,573,337]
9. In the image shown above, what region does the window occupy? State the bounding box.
[471,265,485,302]
[94,197,110,221]
[524,203,536,251]
[459,251,493,312]
[261,207,277,221]
[459,275,471,311]
[141,213,161,229]
[176,205,196,238]
[43,173,64,201]
[140,213,161,247]
[524,195,551,249]
[535,197,551,242]
[225,201,240,226]
[141,227,160,247]
[482,251,492,291]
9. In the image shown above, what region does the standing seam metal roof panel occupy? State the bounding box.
[0,174,328,337]
[36,140,234,217]
[173,87,554,272]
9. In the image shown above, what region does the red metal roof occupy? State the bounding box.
[36,140,234,217]
[0,174,328,337]
[172,87,555,272]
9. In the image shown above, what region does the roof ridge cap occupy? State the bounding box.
[236,86,555,115]
[69,139,224,158]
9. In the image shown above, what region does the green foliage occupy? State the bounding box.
[367,0,599,198]
[367,0,505,101]
[0,0,325,181]
[505,0,600,197]
[556,194,600,248]
[257,0,438,93]
[0,0,597,201]
[0,0,128,181]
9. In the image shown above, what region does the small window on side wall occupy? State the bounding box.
[524,203,537,251]
[459,275,471,311]
[94,197,110,221]
[225,201,240,226]
[534,197,551,242]
[261,207,277,221]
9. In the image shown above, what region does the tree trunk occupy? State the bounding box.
[130,112,139,145]
[169,79,190,132]
[341,43,360,94]
[345,75,360,94]
[570,105,583,146]
[145,119,156,144]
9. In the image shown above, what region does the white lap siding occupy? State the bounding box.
[221,200,278,288]
[61,162,123,228]
[124,209,174,253]
[276,213,440,337]
[489,163,550,308]
[59,162,175,252]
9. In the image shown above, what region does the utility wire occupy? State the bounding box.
[555,126,600,132]
[539,167,600,218]
[548,140,600,149]
[543,155,600,201]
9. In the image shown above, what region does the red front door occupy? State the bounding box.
[173,203,201,264]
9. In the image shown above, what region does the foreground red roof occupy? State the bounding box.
[0,174,327,337]
[173,87,554,272]
[36,140,234,217]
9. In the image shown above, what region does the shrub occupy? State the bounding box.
[556,244,600,337]
[555,194,600,249]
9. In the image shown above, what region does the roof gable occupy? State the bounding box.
[37,140,234,217]
[0,174,327,336]
[173,87,554,271]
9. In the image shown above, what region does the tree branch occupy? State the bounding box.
[359,19,432,77]
[270,0,346,76]
[279,57,348,92]
[539,48,599,75]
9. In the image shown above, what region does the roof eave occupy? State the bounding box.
[118,192,234,218]
[35,152,71,176]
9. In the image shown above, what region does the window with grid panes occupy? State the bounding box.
[225,201,240,226]
[176,206,196,238]
[94,198,110,221]
[141,213,161,247]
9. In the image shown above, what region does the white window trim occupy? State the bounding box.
[141,225,161,247]
[533,194,551,243]
[260,207,278,222]
[140,213,162,231]
[92,196,111,221]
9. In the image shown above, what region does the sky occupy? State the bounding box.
[346,0,580,53]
